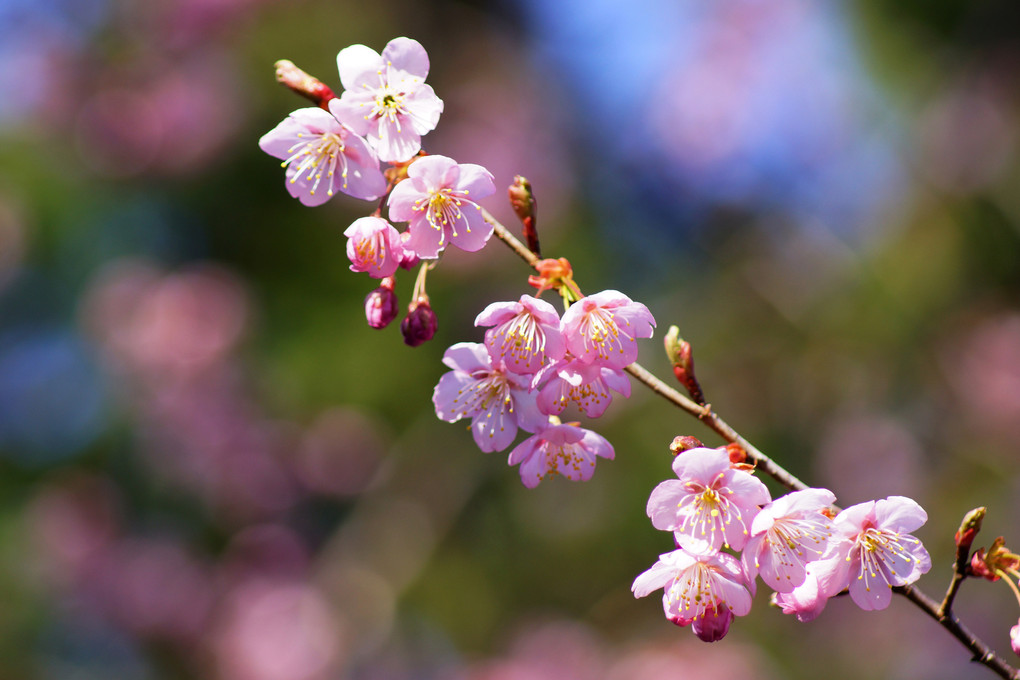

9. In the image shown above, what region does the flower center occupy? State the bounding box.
[283,131,349,196]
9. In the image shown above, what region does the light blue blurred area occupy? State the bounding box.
[514,0,905,245]
[0,327,107,463]
[0,0,109,125]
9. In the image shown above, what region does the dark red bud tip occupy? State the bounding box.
[364,286,399,329]
[970,549,998,581]
[669,436,704,455]
[401,300,437,347]
[274,60,336,110]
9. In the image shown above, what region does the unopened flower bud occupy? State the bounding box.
[670,435,704,455]
[691,605,734,643]
[274,60,336,109]
[664,325,705,405]
[955,507,986,552]
[364,282,399,329]
[508,175,540,256]
[401,299,437,347]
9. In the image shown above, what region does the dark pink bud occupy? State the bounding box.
[401,300,437,347]
[398,233,420,270]
[691,605,734,643]
[364,286,399,329]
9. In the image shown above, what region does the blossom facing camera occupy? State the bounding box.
[344,216,405,279]
[475,295,565,375]
[507,422,614,488]
[330,37,443,163]
[646,447,770,554]
[432,343,545,452]
[632,548,753,642]
[560,290,656,369]
[388,155,496,258]
[364,285,398,329]
[810,495,931,612]
[259,107,386,205]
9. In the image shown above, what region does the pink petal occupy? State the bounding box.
[381,37,430,78]
[403,83,444,135]
[670,447,731,484]
[474,300,519,328]
[328,96,372,136]
[448,205,494,253]
[847,569,893,611]
[440,342,489,373]
[579,430,614,460]
[646,480,687,531]
[387,176,427,222]
[471,407,517,453]
[432,371,475,423]
[407,154,457,185]
[631,555,679,598]
[373,115,421,163]
[873,495,928,534]
[454,163,496,199]
[507,435,541,466]
[336,44,382,91]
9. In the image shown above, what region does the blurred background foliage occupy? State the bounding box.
[0,0,1019,678]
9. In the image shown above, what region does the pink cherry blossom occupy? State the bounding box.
[388,155,496,258]
[632,548,753,641]
[259,107,386,206]
[809,495,931,612]
[560,290,655,369]
[343,216,405,278]
[1011,618,1020,656]
[475,295,565,375]
[507,422,614,488]
[329,37,443,163]
[433,342,545,452]
[534,357,630,419]
[646,447,770,554]
[772,562,830,622]
[742,488,836,593]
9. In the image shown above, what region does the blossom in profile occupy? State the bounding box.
[329,37,443,163]
[534,357,630,419]
[632,548,753,642]
[259,107,386,206]
[646,447,770,554]
[742,488,836,593]
[388,155,496,258]
[475,295,565,374]
[433,342,544,452]
[810,495,931,611]
[508,422,614,488]
[560,290,655,369]
[344,216,405,278]
[772,563,830,622]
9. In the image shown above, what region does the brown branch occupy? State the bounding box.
[483,204,1020,680]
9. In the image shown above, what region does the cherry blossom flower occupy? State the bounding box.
[810,495,931,611]
[259,107,386,206]
[534,357,630,419]
[742,488,836,593]
[560,290,655,369]
[329,37,443,163]
[772,563,830,622]
[632,548,753,642]
[475,295,565,374]
[344,216,405,278]
[388,155,496,258]
[1011,619,1020,656]
[433,342,545,452]
[507,421,614,488]
[646,447,770,554]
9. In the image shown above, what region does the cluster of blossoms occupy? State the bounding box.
[260,37,496,345]
[434,288,655,487]
[632,445,932,641]
[262,36,1020,670]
